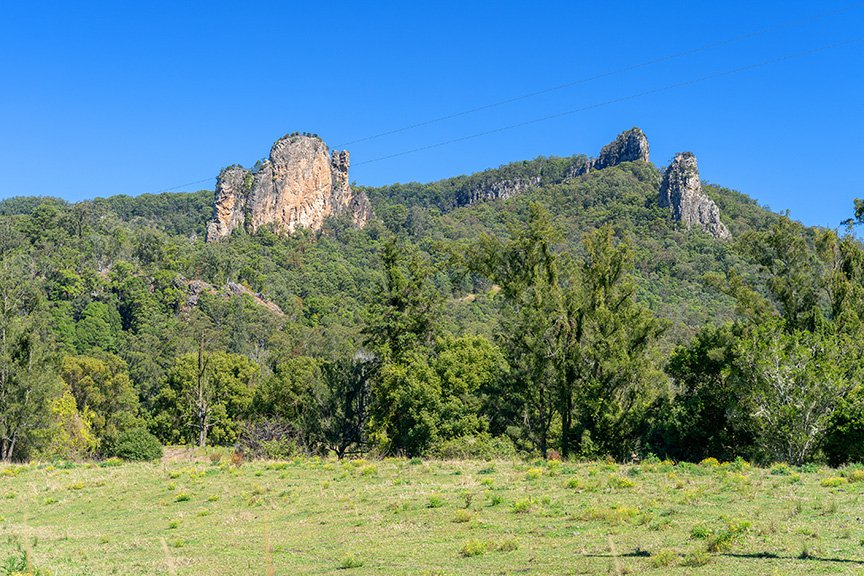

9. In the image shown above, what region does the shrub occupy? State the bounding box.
[511,498,532,514]
[608,475,636,489]
[459,539,488,557]
[705,520,750,553]
[844,468,864,483]
[453,509,472,523]
[680,550,711,567]
[428,434,517,460]
[110,427,163,461]
[820,477,847,488]
[651,549,678,567]
[338,554,364,569]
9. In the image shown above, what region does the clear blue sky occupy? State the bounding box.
[1,1,862,228]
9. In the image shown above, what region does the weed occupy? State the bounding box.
[427,495,445,508]
[525,467,543,480]
[651,549,677,567]
[511,498,532,514]
[608,475,636,489]
[494,537,518,552]
[705,520,750,553]
[819,477,847,488]
[846,469,864,483]
[459,539,488,557]
[453,509,472,523]
[680,550,711,567]
[338,554,364,569]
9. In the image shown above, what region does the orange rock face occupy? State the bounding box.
[206,134,371,242]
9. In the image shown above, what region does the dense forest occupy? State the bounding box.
[2,157,863,466]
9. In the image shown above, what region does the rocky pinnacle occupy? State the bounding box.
[659,152,730,240]
[205,134,372,242]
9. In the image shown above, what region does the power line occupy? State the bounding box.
[351,37,863,168]
[153,177,214,194]
[334,1,862,149]
[144,4,862,195]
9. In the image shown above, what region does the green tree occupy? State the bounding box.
[318,354,374,458]
[0,319,63,461]
[152,349,259,446]
[61,353,141,450]
[736,320,858,464]
[433,334,508,440]
[660,324,753,461]
[75,301,123,353]
[473,203,562,457]
[33,387,98,460]
[559,226,665,459]
[364,237,440,362]
[369,350,442,456]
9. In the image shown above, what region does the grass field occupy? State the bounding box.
[2,453,864,575]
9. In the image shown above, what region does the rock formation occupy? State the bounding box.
[569,127,650,177]
[459,128,650,207]
[206,134,372,242]
[462,176,542,205]
[659,152,730,240]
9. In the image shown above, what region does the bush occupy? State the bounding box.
[110,427,163,461]
[427,433,517,460]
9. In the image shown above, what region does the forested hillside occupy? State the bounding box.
[2,153,862,467]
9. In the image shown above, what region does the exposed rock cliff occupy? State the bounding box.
[206,134,371,242]
[569,127,650,177]
[659,152,730,240]
[459,128,650,207]
[462,176,542,205]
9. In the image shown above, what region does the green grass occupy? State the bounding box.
[1,456,864,575]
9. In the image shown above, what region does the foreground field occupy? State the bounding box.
[2,455,864,575]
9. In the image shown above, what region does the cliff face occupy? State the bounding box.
[569,127,650,176]
[462,176,542,205]
[659,152,730,240]
[462,127,651,206]
[205,134,371,242]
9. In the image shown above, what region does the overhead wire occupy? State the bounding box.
[351,36,863,167]
[334,2,862,149]
[143,4,862,193]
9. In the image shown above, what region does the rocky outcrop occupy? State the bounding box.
[659,152,730,240]
[569,127,650,177]
[462,176,542,205]
[205,134,371,242]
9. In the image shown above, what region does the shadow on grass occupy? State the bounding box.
[581,549,864,564]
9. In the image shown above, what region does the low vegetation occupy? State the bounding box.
[2,455,864,574]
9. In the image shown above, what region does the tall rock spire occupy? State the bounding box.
[659,152,730,240]
[206,134,372,242]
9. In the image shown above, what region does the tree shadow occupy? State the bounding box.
[580,549,864,564]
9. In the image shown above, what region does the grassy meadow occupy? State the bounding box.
[2,453,864,575]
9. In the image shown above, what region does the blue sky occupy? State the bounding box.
[1,1,861,228]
